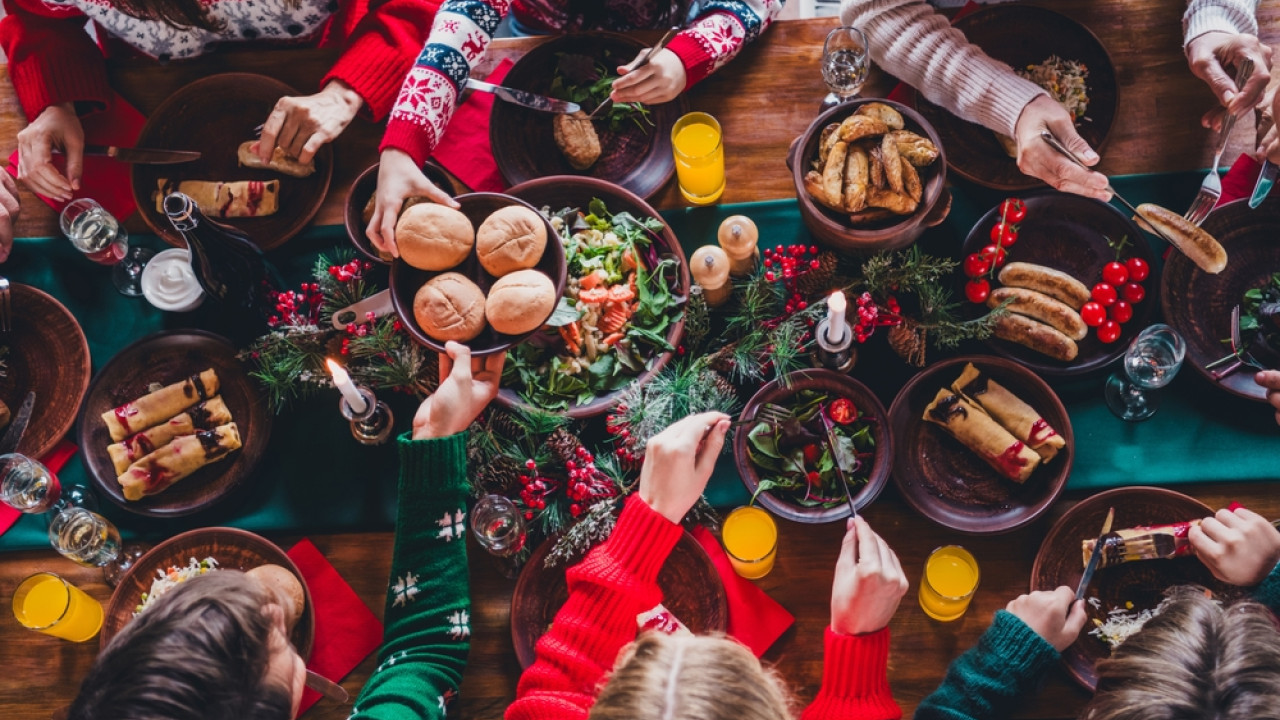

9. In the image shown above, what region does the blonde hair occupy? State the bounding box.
[589,633,793,720]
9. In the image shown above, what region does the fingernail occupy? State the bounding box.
[1225,91,1236,104]
[1083,151,1099,162]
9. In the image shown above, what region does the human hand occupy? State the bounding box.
[1256,371,1280,425]
[1005,587,1087,651]
[636,411,730,523]
[16,102,83,202]
[1186,31,1273,130]
[1013,95,1110,201]
[412,341,504,439]
[257,80,363,166]
[0,173,21,263]
[1190,506,1280,586]
[829,517,909,635]
[366,148,458,259]
[612,47,687,105]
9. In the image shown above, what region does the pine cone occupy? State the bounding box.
[684,286,712,346]
[795,251,839,297]
[705,343,737,375]
[479,455,522,494]
[888,320,927,367]
[487,410,524,440]
[547,427,584,468]
[709,370,737,400]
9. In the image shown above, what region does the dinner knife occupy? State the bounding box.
[1250,160,1277,209]
[463,78,581,114]
[83,145,202,164]
[1075,506,1115,602]
[819,404,859,519]
[0,391,35,455]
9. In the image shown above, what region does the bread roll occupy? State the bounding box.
[476,206,547,276]
[414,272,487,342]
[245,564,305,631]
[486,269,556,335]
[396,204,474,271]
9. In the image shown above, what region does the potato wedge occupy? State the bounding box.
[869,147,885,188]
[805,171,848,213]
[900,157,921,204]
[848,207,896,225]
[818,123,840,165]
[822,141,849,208]
[855,102,905,130]
[843,147,870,212]
[881,134,903,193]
[868,187,918,215]
[838,115,889,142]
[887,130,939,166]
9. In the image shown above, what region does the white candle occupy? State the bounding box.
[826,291,847,345]
[326,358,369,415]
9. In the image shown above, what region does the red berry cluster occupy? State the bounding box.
[518,458,560,522]
[328,258,371,283]
[1079,237,1149,344]
[267,283,323,328]
[563,447,618,518]
[853,292,903,343]
[964,198,1025,304]
[605,404,644,466]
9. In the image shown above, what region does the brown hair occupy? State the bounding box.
[588,633,794,720]
[112,0,224,34]
[67,570,293,720]
[1083,587,1280,720]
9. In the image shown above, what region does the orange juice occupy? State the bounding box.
[13,572,103,642]
[722,506,777,579]
[672,112,726,205]
[918,546,979,622]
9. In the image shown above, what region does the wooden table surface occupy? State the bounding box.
[3,3,1280,719]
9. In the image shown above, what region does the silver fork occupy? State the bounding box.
[0,276,10,333]
[1185,58,1254,227]
[733,402,790,427]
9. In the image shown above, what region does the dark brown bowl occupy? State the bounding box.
[961,191,1156,376]
[787,97,950,253]
[510,529,727,668]
[389,193,568,357]
[76,330,273,517]
[490,32,684,200]
[343,161,459,265]
[101,527,314,660]
[1162,196,1280,402]
[916,4,1118,191]
[1031,487,1237,691]
[500,176,689,419]
[131,73,333,251]
[888,355,1073,534]
[733,369,892,524]
[0,284,90,459]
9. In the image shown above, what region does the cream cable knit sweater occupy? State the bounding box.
[839,0,1259,138]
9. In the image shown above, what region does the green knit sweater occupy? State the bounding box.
[914,562,1280,720]
[349,432,472,720]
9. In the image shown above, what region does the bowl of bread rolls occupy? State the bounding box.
[344,160,459,264]
[788,98,949,253]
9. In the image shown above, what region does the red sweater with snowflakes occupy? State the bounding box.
[0,0,442,122]
[505,494,902,720]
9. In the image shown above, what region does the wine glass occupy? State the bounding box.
[0,453,95,515]
[471,494,527,578]
[1104,324,1186,421]
[60,198,154,297]
[47,507,146,587]
[821,26,869,111]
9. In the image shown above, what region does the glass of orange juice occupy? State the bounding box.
[12,572,103,642]
[918,546,980,621]
[721,506,777,579]
[671,112,725,205]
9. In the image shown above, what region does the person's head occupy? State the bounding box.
[68,570,305,720]
[588,633,793,720]
[1083,587,1280,720]
[112,0,224,33]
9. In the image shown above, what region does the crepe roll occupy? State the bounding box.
[117,422,241,501]
[103,369,220,442]
[107,396,233,475]
[1081,520,1200,569]
[154,179,279,218]
[923,388,1041,483]
[952,363,1065,462]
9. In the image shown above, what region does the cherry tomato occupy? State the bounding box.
[1111,300,1134,324]
[1097,320,1122,344]
[1102,261,1130,286]
[990,222,1018,247]
[963,252,992,278]
[999,197,1027,223]
[1122,282,1145,304]
[1091,282,1118,307]
[980,244,1007,268]
[965,278,991,304]
[806,470,822,488]
[1125,257,1150,282]
[1080,301,1106,327]
[829,398,857,425]
[802,444,822,466]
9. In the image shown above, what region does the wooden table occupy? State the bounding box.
[3,4,1279,719]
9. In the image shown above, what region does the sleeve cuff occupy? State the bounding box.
[991,79,1050,139]
[1184,0,1259,46]
[397,430,470,503]
[597,494,683,584]
[380,120,436,169]
[978,610,1061,678]
[666,33,713,88]
[1253,561,1280,612]
[323,53,409,122]
[816,626,898,708]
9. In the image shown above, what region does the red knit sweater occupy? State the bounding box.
[506,495,902,720]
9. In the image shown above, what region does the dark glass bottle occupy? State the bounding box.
[162,192,279,314]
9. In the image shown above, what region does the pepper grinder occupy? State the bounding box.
[339,386,395,445]
[814,291,857,372]
[689,245,733,306]
[717,215,760,277]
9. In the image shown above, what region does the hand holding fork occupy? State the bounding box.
[1184,57,1255,227]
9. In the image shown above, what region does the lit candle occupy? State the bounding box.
[689,245,732,307]
[717,215,759,277]
[826,291,848,345]
[325,358,368,415]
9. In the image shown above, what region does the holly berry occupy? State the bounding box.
[1080,301,1106,327]
[963,252,992,278]
[1125,257,1150,282]
[980,244,1007,268]
[1097,320,1122,344]
[965,278,991,304]
[829,398,857,424]
[1111,300,1134,324]
[1102,261,1130,286]
[802,444,822,466]
[1092,282,1118,307]
[990,221,1018,247]
[999,197,1028,223]
[1122,282,1145,304]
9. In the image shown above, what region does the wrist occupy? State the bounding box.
[323,79,364,115]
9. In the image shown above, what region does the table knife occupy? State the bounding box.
[0,391,35,455]
[69,145,202,164]
[819,404,859,519]
[1250,160,1277,209]
[1076,507,1115,602]
[331,289,393,331]
[463,79,580,114]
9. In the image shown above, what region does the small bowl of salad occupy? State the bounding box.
[733,369,893,524]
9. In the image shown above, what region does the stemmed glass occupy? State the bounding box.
[471,494,527,578]
[0,453,95,514]
[1104,324,1187,421]
[47,507,146,587]
[821,26,869,111]
[60,198,154,297]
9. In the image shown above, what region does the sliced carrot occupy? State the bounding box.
[578,287,609,304]
[580,269,609,290]
[602,332,625,347]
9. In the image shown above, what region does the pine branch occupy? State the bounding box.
[543,499,619,568]
[725,269,785,339]
[858,246,958,298]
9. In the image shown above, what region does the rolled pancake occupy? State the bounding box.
[923,388,1041,483]
[117,422,241,501]
[951,363,1066,462]
[1082,520,1200,569]
[107,396,233,475]
[102,369,220,442]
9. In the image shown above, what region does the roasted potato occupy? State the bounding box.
[881,134,903,194]
[868,187,918,215]
[804,171,848,213]
[837,115,889,143]
[887,130,939,166]
[843,147,869,212]
[848,207,896,225]
[868,146,885,188]
[855,102,905,130]
[818,122,841,165]
[901,157,921,204]
[822,141,849,208]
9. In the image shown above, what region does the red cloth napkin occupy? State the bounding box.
[1217,153,1262,207]
[287,538,384,716]
[886,1,982,105]
[6,93,145,223]
[430,60,513,193]
[691,525,794,657]
[0,440,79,536]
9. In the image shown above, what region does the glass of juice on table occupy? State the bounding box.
[59,197,154,297]
[721,506,777,579]
[12,572,103,642]
[919,545,979,621]
[672,112,725,205]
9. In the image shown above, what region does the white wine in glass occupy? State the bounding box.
[1104,323,1186,421]
[60,198,154,297]
[821,26,869,110]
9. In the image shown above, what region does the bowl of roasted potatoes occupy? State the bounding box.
[789,98,949,253]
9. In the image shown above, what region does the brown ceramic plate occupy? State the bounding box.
[344,161,459,265]
[131,73,333,251]
[0,284,90,458]
[1031,487,1236,691]
[101,527,314,659]
[734,369,892,524]
[510,529,727,668]
[389,192,568,356]
[491,33,684,199]
[77,330,272,517]
[1162,196,1280,401]
[961,192,1156,376]
[888,355,1073,534]
[916,5,1117,191]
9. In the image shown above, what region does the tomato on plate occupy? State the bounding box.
[1080,301,1106,327]
[1125,257,1150,282]
[990,221,1018,247]
[829,398,857,424]
[965,278,991,303]
[1097,320,1122,344]
[963,253,991,278]
[999,197,1027,223]
[1102,261,1129,286]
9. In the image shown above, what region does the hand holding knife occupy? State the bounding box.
[819,404,859,519]
[1076,506,1116,602]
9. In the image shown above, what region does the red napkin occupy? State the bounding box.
[886,1,982,105]
[287,538,384,716]
[430,60,513,193]
[1216,153,1262,207]
[0,440,79,537]
[7,93,145,223]
[691,525,794,657]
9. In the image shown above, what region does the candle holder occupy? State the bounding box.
[339,386,394,445]
[814,317,857,373]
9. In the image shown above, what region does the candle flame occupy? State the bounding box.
[325,358,350,384]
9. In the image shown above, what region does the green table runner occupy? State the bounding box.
[2,173,1276,550]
